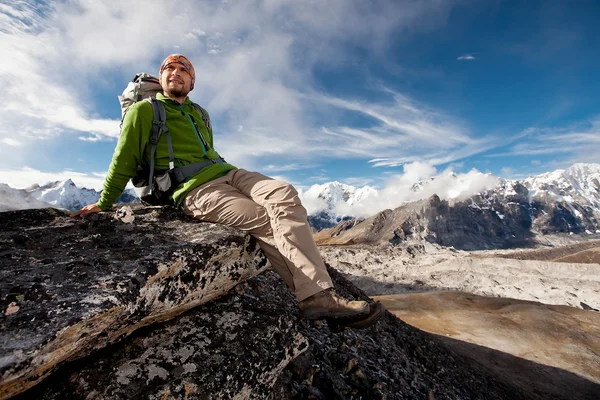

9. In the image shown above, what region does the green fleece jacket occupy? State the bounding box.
[97,93,236,210]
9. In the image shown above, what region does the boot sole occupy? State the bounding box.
[301,305,370,320]
[328,302,386,330]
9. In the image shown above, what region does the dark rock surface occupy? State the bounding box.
[13,268,527,400]
[0,207,267,399]
[1,207,537,399]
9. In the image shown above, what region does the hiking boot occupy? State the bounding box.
[328,302,386,330]
[299,289,370,320]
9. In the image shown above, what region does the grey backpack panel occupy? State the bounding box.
[118,73,162,126]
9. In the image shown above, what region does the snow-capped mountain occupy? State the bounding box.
[472,163,600,235]
[26,180,104,211]
[522,163,600,208]
[305,163,600,239]
[0,184,55,212]
[0,180,139,212]
[313,163,600,249]
[300,182,378,230]
[2,163,599,240]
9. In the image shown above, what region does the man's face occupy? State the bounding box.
[160,62,193,98]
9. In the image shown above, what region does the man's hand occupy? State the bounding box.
[71,204,102,218]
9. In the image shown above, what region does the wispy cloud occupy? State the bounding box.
[489,117,600,160]
[457,54,476,60]
[289,89,495,168]
[0,0,468,181]
[262,163,316,172]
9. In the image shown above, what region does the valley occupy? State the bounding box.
[319,239,600,399]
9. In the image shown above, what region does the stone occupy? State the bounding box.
[0,206,268,398]
[1,206,554,399]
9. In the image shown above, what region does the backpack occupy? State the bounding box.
[118,73,223,205]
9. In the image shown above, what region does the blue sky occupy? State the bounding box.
[1,0,599,192]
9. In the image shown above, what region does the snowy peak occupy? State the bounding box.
[301,182,378,231]
[0,184,54,212]
[304,163,600,233]
[522,163,600,206]
[26,179,100,210]
[411,170,497,200]
[303,181,379,207]
[302,182,376,219]
[305,181,356,204]
[0,180,139,212]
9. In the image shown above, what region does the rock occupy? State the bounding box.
[0,206,268,399]
[14,268,528,400]
[1,207,543,399]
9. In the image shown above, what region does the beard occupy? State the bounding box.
[164,85,190,98]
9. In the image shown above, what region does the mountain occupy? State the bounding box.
[304,164,600,235]
[0,184,54,212]
[0,180,139,212]
[314,163,600,249]
[2,163,599,236]
[25,179,103,211]
[302,181,377,230]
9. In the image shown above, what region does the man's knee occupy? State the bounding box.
[268,181,301,205]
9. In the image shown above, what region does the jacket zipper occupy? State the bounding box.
[180,105,207,156]
[178,103,226,174]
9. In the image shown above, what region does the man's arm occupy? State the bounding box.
[73,103,152,217]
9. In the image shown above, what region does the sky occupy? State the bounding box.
[1,0,599,198]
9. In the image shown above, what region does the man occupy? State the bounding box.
[74,54,384,328]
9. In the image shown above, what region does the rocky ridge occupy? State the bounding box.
[314,193,536,250]
[315,165,600,249]
[310,164,600,246]
[1,207,531,399]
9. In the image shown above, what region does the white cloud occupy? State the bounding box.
[356,163,498,217]
[0,0,469,177]
[262,163,315,172]
[299,161,499,218]
[281,89,495,168]
[1,138,21,147]
[457,54,476,60]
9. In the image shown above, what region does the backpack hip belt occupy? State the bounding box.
[171,157,225,185]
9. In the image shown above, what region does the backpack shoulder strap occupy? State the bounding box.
[192,103,211,132]
[143,97,175,195]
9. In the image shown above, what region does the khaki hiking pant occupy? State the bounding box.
[182,169,333,301]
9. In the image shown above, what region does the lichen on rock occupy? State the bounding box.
[0,206,267,399]
[1,206,567,399]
